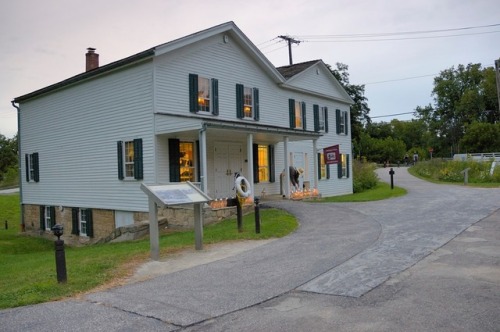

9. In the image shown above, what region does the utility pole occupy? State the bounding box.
[495,58,500,122]
[278,35,301,65]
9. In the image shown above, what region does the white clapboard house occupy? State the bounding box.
[13,22,353,242]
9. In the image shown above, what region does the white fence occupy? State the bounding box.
[453,153,500,162]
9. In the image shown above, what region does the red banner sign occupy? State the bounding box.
[323,145,340,165]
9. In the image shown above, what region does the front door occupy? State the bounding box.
[214,143,243,198]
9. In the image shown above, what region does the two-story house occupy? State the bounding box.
[12,22,353,243]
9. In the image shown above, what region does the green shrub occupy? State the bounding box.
[352,160,379,193]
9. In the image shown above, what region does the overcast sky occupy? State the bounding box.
[1,0,498,138]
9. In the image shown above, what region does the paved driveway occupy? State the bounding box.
[1,168,499,331]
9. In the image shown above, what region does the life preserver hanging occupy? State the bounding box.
[235,175,252,198]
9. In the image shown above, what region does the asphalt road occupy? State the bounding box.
[1,168,499,331]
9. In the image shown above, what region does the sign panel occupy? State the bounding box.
[323,145,340,165]
[141,182,211,207]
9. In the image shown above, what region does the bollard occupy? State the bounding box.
[254,197,261,234]
[51,224,67,283]
[236,198,243,233]
[389,168,395,190]
[4,220,7,230]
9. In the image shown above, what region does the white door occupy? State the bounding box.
[292,152,306,189]
[214,143,243,198]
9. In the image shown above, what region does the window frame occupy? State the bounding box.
[336,109,348,135]
[44,206,53,231]
[25,152,39,182]
[79,208,89,237]
[295,101,304,129]
[197,76,211,113]
[243,86,253,119]
[123,140,135,179]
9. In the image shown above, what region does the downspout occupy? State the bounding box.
[10,100,25,232]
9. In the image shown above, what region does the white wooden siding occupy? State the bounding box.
[20,61,155,212]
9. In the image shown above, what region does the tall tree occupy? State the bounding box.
[415,63,499,155]
[0,134,18,175]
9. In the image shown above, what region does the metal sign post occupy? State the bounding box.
[141,182,211,261]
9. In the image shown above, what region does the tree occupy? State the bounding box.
[460,122,500,153]
[415,63,499,155]
[327,63,371,143]
[0,134,18,176]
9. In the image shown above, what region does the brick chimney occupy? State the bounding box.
[85,48,99,71]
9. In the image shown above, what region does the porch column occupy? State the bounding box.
[247,133,254,200]
[313,139,318,190]
[284,136,290,198]
[199,125,208,193]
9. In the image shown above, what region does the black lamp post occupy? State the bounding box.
[51,224,67,283]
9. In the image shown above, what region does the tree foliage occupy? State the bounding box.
[415,63,499,155]
[0,134,18,178]
[460,122,500,153]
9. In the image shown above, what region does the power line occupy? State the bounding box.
[371,111,415,119]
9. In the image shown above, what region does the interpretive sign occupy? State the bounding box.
[141,182,212,260]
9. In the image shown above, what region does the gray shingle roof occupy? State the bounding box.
[276,60,321,79]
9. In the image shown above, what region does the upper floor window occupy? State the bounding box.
[336,109,349,135]
[236,84,259,120]
[117,139,143,180]
[314,105,329,132]
[289,99,306,130]
[25,152,39,182]
[189,74,219,115]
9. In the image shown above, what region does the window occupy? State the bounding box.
[289,99,306,130]
[189,74,219,115]
[39,206,55,231]
[318,153,329,179]
[25,153,39,182]
[72,208,94,237]
[236,84,259,120]
[314,105,329,132]
[117,139,143,180]
[179,142,195,182]
[252,144,275,183]
[338,154,350,178]
[336,109,349,135]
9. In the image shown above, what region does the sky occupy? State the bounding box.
[1,0,498,138]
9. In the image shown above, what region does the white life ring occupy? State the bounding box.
[235,176,252,198]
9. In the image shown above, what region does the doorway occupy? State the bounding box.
[214,143,243,198]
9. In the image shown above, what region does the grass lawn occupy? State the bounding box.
[317,182,407,202]
[0,193,296,309]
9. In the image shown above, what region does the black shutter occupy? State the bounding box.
[33,152,39,182]
[345,112,349,135]
[25,154,29,182]
[72,208,79,235]
[317,153,321,179]
[327,164,330,179]
[133,138,143,180]
[50,206,56,228]
[324,107,329,133]
[336,109,341,134]
[313,104,319,132]
[189,74,198,113]
[289,99,295,128]
[253,144,259,183]
[236,84,244,119]
[268,144,275,183]
[212,78,219,115]
[87,209,94,238]
[253,88,259,121]
[196,140,201,182]
[39,206,45,230]
[301,102,306,130]
[346,155,350,178]
[168,138,180,182]
[117,141,124,180]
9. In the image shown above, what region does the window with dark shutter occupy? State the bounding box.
[317,153,321,179]
[133,138,143,180]
[336,109,341,134]
[32,153,39,182]
[268,144,275,183]
[189,74,198,113]
[301,102,306,130]
[50,206,56,229]
[72,208,79,235]
[314,105,319,132]
[236,84,244,119]
[289,99,295,128]
[117,141,124,180]
[87,209,94,237]
[252,144,259,183]
[253,88,259,121]
[39,206,44,230]
[212,78,219,115]
[168,138,181,182]
[324,107,329,133]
